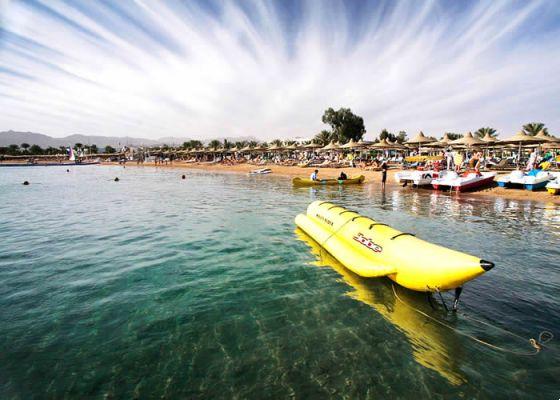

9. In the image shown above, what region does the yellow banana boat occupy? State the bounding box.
[292,175,365,187]
[295,201,493,292]
[295,228,466,385]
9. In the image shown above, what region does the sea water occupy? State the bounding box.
[0,166,558,399]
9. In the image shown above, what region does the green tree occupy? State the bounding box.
[475,127,498,138]
[313,130,333,145]
[321,107,366,143]
[104,145,116,154]
[444,132,463,140]
[248,140,258,148]
[90,144,98,154]
[20,143,30,153]
[235,141,248,149]
[74,143,83,151]
[270,139,283,147]
[8,144,19,155]
[522,122,547,136]
[29,144,43,155]
[45,146,58,155]
[379,129,397,142]
[222,139,232,150]
[208,140,221,150]
[396,131,408,143]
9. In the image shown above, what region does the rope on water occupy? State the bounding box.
[391,283,553,356]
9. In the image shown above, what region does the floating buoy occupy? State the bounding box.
[23,181,29,185]
[66,169,70,172]
[114,177,119,182]
[181,175,186,179]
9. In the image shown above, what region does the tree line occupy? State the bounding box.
[0,143,117,156]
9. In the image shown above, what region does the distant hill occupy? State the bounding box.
[0,131,257,148]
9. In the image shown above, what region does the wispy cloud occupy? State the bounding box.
[1,0,559,140]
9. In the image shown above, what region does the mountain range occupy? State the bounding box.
[0,131,256,148]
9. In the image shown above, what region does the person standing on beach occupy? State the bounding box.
[381,161,388,189]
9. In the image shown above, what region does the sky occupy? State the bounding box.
[0,0,559,141]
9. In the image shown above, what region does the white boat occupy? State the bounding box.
[496,170,554,191]
[546,176,560,195]
[249,168,272,175]
[395,170,449,186]
[432,171,496,192]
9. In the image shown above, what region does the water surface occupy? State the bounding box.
[0,166,558,399]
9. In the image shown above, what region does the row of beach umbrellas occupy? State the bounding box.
[172,130,559,154]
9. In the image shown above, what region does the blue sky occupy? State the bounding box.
[0,0,559,140]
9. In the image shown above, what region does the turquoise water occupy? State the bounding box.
[1,166,559,399]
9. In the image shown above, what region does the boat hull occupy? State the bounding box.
[295,201,493,292]
[292,175,365,187]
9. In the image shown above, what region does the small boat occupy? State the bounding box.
[249,168,272,175]
[431,171,495,192]
[295,201,493,293]
[292,175,365,187]
[496,169,553,191]
[546,177,560,195]
[395,169,449,186]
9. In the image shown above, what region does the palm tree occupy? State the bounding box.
[475,127,498,138]
[270,139,283,147]
[208,139,221,150]
[444,132,463,141]
[222,139,232,150]
[235,141,248,149]
[313,130,332,146]
[20,143,30,153]
[523,122,547,136]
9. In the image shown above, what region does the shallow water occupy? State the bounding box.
[0,166,558,399]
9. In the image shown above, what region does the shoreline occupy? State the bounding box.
[103,161,560,205]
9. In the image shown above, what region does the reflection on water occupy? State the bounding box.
[295,229,466,386]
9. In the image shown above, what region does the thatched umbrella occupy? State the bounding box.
[426,133,452,147]
[534,130,560,143]
[481,133,498,144]
[450,132,486,147]
[267,143,285,152]
[370,138,395,149]
[320,141,341,151]
[230,146,239,152]
[304,142,322,149]
[340,138,362,149]
[357,138,374,147]
[285,143,298,151]
[500,130,547,166]
[406,131,436,145]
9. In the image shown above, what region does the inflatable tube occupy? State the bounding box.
[292,175,365,187]
[295,201,493,292]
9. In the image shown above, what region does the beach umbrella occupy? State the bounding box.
[534,130,560,143]
[406,131,436,145]
[500,130,547,166]
[450,132,486,147]
[230,146,239,152]
[340,138,362,149]
[357,138,374,147]
[425,133,453,147]
[267,143,285,151]
[370,138,394,149]
[320,141,341,151]
[285,143,299,151]
[480,133,498,143]
[304,142,322,149]
[239,145,252,152]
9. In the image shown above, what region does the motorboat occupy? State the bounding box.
[431,171,496,192]
[496,169,554,191]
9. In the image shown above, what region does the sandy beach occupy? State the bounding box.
[105,161,560,205]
